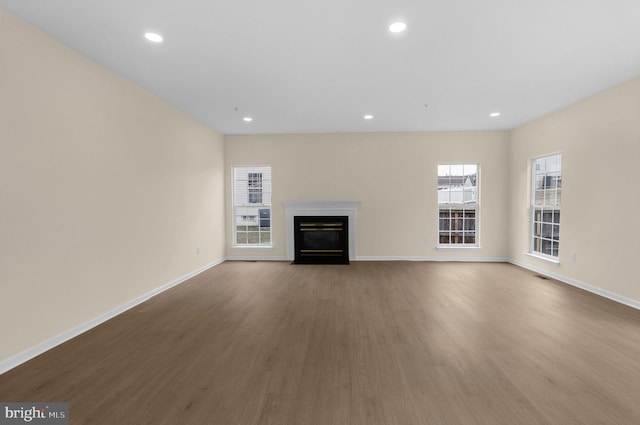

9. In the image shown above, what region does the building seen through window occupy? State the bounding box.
[531,154,561,258]
[233,166,272,246]
[438,164,478,246]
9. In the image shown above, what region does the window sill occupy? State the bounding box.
[524,252,559,265]
[233,245,273,249]
[437,245,481,251]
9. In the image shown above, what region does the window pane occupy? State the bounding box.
[546,155,560,173]
[533,237,541,252]
[439,233,450,244]
[463,164,477,177]
[541,239,553,255]
[464,218,475,231]
[236,232,248,245]
[450,164,464,176]
[247,231,259,244]
[437,165,450,177]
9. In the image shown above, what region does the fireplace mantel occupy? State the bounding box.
[284,201,360,261]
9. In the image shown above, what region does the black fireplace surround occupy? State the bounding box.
[293,216,349,264]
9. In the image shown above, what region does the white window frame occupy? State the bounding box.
[530,153,561,260]
[233,166,272,248]
[437,164,479,247]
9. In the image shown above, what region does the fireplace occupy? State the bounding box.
[284,201,359,261]
[293,216,349,264]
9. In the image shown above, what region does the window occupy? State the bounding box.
[233,166,272,246]
[531,154,561,258]
[438,164,478,245]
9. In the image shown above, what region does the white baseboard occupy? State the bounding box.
[226,255,509,263]
[225,256,510,263]
[356,256,508,262]
[0,258,226,375]
[225,256,288,261]
[509,259,640,311]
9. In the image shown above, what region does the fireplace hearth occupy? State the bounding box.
[293,216,349,264]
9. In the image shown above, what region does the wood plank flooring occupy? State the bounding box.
[1,261,639,424]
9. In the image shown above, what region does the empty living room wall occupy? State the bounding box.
[508,76,640,306]
[224,131,510,261]
[0,9,226,365]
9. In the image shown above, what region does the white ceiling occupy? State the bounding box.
[2,0,639,135]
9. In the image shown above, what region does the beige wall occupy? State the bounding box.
[0,9,226,361]
[508,76,640,303]
[225,132,509,260]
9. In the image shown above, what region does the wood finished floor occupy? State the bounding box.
[1,261,639,424]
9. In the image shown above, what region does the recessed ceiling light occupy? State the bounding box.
[364,115,374,120]
[389,22,407,33]
[490,112,501,117]
[144,32,163,43]
[243,117,253,122]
